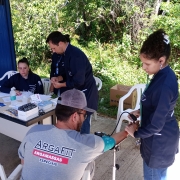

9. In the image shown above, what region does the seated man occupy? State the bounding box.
[18,89,128,180]
[0,57,44,95]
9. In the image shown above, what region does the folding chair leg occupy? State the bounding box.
[81,161,95,180]
[8,164,22,180]
[81,170,91,180]
[0,164,7,180]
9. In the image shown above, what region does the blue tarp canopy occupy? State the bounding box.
[0,0,16,84]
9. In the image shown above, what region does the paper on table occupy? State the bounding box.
[1,91,32,102]
[0,92,10,97]
[39,94,51,101]
[2,96,22,102]
[9,101,27,110]
[30,94,51,103]
[2,97,11,102]
[21,91,33,98]
[16,96,24,101]
[30,94,42,103]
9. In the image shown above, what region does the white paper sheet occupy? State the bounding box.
[39,94,51,101]
[0,92,10,97]
[2,97,11,102]
[2,96,24,102]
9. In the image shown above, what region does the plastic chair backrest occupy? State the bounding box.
[94,76,102,91]
[116,84,146,133]
[93,76,102,121]
[41,78,51,95]
[119,84,146,113]
[0,71,18,81]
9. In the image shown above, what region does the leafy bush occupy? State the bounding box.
[151,2,180,75]
[10,0,64,68]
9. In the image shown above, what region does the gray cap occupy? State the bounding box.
[57,89,95,113]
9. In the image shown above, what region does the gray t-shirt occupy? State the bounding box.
[18,125,104,180]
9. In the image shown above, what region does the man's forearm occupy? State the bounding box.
[111,131,128,144]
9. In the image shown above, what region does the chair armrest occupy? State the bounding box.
[7,164,23,180]
[93,76,102,91]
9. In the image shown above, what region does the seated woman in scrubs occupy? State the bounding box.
[0,57,44,95]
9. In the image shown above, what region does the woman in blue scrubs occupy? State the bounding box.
[126,29,179,180]
[46,31,98,134]
[0,58,44,95]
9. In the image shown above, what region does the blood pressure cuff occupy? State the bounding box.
[101,135,116,152]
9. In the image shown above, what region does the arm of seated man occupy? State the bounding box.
[101,131,128,152]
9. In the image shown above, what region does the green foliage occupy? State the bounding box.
[152,2,180,76]
[60,0,150,42]
[10,0,64,69]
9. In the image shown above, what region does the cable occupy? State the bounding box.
[94,112,137,137]
[110,112,137,136]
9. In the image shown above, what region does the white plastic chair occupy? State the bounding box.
[0,71,18,81]
[116,84,146,133]
[81,171,90,180]
[93,76,102,120]
[41,78,51,95]
[0,164,22,180]
[94,76,102,91]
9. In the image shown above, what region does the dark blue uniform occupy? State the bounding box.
[0,71,44,94]
[50,44,98,111]
[50,53,65,95]
[134,66,179,168]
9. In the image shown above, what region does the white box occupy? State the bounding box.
[18,107,39,120]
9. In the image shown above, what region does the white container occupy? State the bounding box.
[18,106,39,120]
[10,87,16,105]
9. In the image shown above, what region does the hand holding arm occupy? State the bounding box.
[128,109,140,120]
[51,77,59,83]
[51,76,63,83]
[125,122,139,137]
